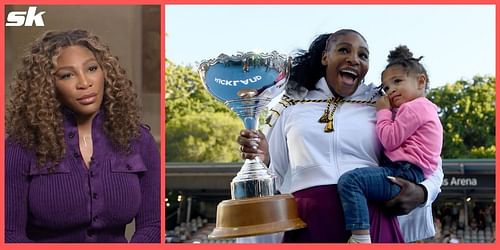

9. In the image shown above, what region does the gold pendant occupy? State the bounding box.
[319,97,333,123]
[318,111,329,123]
[324,120,334,132]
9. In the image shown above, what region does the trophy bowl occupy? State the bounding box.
[198,51,306,239]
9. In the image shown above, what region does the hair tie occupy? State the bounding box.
[411,56,423,62]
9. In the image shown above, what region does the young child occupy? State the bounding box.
[337,45,443,243]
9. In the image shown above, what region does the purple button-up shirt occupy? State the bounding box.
[5,110,160,242]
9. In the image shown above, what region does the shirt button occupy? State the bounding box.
[87,229,94,237]
[73,152,79,158]
[92,193,98,199]
[126,165,132,170]
[92,216,98,222]
[90,171,95,177]
[68,132,75,138]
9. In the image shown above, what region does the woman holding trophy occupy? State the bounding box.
[238,29,443,243]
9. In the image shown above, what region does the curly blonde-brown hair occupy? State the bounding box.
[7,29,141,167]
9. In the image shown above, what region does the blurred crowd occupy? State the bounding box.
[165,216,235,243]
[431,203,495,243]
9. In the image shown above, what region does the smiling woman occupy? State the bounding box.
[4,29,160,243]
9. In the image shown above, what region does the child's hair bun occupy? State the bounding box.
[388,45,422,63]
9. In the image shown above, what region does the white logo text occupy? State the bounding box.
[6,6,46,27]
[214,75,262,86]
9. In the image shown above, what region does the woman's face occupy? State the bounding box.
[53,45,105,120]
[321,32,369,97]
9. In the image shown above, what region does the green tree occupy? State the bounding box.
[166,60,231,123]
[166,60,242,162]
[167,112,242,162]
[427,75,495,158]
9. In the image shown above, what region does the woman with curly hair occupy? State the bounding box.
[5,29,160,243]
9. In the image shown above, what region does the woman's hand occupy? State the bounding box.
[237,129,270,166]
[384,176,427,216]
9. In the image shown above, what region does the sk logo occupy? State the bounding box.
[6,6,46,27]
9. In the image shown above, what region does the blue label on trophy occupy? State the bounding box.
[204,64,279,101]
[199,51,290,129]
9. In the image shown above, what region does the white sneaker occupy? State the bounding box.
[348,236,360,243]
[348,235,371,244]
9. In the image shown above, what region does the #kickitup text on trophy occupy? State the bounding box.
[198,51,306,239]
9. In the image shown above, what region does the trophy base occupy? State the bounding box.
[208,194,306,239]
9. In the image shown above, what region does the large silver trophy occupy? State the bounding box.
[198,51,306,239]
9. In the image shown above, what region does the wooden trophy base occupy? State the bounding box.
[208,194,306,239]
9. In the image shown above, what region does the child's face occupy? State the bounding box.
[381,65,426,108]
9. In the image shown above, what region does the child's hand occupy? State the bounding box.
[376,96,391,111]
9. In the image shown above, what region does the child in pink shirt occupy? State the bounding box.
[338,45,443,243]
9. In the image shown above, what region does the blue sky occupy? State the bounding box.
[165,4,495,88]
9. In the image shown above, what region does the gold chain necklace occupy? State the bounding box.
[279,95,376,132]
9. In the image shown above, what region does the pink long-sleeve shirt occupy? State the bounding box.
[376,97,443,178]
